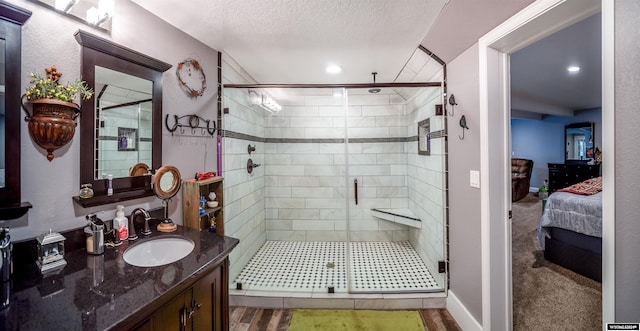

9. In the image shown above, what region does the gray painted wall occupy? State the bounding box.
[614,0,640,321]
[446,43,483,323]
[4,0,221,241]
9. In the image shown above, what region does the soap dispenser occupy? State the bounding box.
[114,205,128,240]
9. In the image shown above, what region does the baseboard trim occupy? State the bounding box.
[446,291,482,331]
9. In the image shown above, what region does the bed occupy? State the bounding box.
[537,177,602,281]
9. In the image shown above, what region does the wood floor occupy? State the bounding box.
[230,306,462,331]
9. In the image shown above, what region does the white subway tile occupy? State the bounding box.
[265,197,305,208]
[266,219,293,230]
[266,230,306,241]
[292,220,334,231]
[292,187,334,198]
[266,165,305,176]
[278,208,321,220]
[306,231,348,242]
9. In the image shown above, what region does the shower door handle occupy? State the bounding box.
[354,178,358,205]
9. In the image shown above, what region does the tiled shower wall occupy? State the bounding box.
[406,87,447,288]
[346,92,413,242]
[263,89,439,243]
[222,56,267,282]
[264,92,348,241]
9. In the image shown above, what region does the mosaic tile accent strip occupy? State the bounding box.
[234,241,441,293]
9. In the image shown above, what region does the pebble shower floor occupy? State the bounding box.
[234,241,440,292]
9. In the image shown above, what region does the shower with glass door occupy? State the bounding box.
[221,49,448,295]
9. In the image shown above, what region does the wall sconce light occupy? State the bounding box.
[86,0,114,26]
[261,95,282,112]
[54,0,77,13]
[248,90,281,113]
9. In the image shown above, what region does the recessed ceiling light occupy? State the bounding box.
[326,65,342,74]
[567,66,580,73]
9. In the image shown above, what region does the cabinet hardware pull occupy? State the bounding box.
[180,308,188,329]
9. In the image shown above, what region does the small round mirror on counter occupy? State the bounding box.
[152,165,182,233]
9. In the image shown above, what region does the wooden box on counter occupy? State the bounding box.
[182,176,224,234]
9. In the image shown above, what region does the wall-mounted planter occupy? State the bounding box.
[22,98,80,161]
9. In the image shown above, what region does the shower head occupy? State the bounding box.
[368,72,381,94]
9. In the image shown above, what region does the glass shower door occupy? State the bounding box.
[345,86,447,293]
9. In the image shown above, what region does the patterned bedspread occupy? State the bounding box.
[557,176,602,195]
[537,191,602,249]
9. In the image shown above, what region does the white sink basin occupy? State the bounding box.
[123,237,195,267]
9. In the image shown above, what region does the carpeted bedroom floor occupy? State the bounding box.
[512,193,602,331]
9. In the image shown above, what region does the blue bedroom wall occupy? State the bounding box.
[511,107,602,190]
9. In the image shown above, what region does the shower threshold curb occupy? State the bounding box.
[229,289,447,309]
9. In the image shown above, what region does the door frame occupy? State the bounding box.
[478,0,610,329]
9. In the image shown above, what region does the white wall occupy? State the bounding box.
[4,0,221,241]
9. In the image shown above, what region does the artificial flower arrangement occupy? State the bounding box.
[25,66,93,103]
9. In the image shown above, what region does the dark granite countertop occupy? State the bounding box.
[1,224,239,330]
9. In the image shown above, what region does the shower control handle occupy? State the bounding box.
[247,159,261,174]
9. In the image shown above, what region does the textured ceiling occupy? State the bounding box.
[132,0,534,84]
[132,0,599,116]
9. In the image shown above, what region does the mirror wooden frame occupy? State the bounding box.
[152,165,181,200]
[0,3,32,220]
[564,121,595,163]
[74,30,171,207]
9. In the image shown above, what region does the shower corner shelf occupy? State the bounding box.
[371,208,422,228]
[182,176,224,233]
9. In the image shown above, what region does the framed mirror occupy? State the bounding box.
[95,66,152,178]
[565,122,595,162]
[75,30,171,207]
[0,3,32,220]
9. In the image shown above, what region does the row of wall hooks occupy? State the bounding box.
[165,114,216,137]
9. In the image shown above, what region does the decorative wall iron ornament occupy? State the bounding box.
[176,58,206,98]
[165,114,216,137]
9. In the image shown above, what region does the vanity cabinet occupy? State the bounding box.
[548,162,601,193]
[182,176,224,234]
[130,258,228,331]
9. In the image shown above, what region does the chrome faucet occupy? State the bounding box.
[128,208,152,240]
